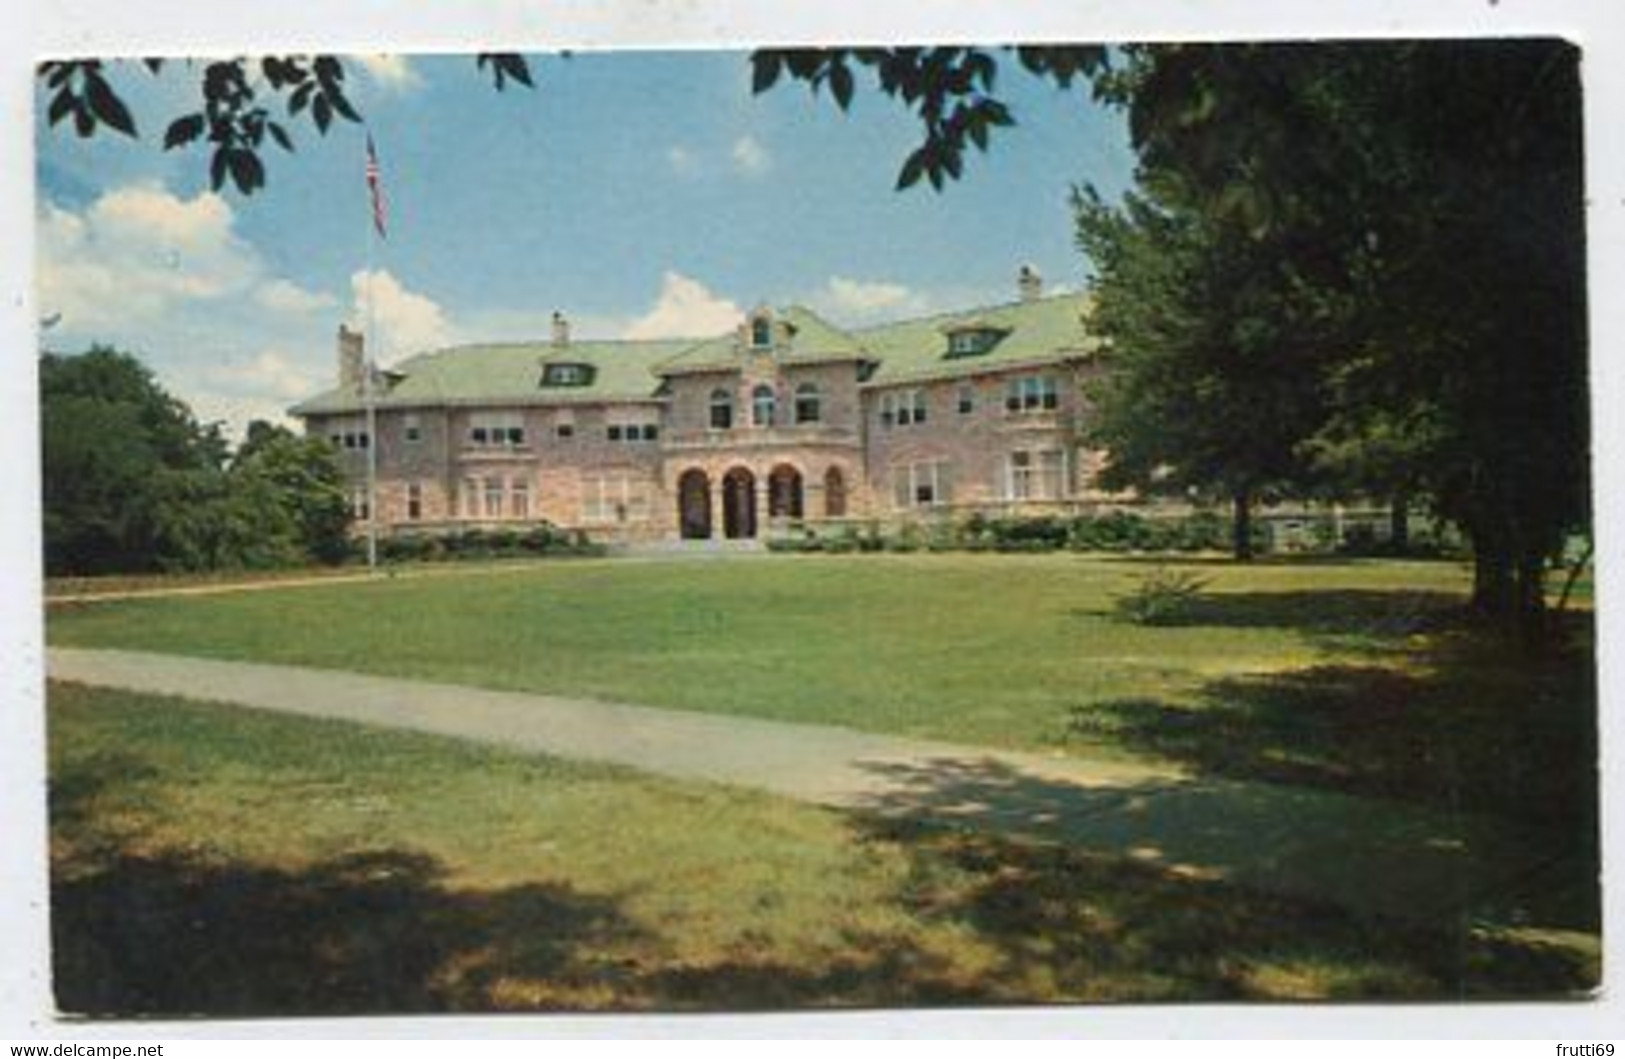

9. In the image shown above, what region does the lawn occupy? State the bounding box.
[45,554,1466,747]
[47,553,1595,824]
[48,682,1599,1014]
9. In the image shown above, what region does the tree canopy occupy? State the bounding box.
[41,348,350,575]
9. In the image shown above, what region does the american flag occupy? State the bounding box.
[365,134,387,239]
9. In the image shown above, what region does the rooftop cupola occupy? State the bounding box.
[1018,264,1043,303]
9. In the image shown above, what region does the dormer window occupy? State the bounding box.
[944,325,1005,358]
[750,317,772,349]
[541,363,594,387]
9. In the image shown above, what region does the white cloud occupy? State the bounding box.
[805,275,937,325]
[355,54,422,93]
[349,269,457,357]
[731,135,770,175]
[37,185,262,329]
[621,272,742,340]
[200,349,323,401]
[255,278,337,316]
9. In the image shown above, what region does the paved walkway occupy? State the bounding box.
[47,647,1588,932]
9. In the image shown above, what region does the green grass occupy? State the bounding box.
[49,553,1596,824]
[49,683,1599,1014]
[47,554,1468,749]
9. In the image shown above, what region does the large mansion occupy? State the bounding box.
[290,268,1116,542]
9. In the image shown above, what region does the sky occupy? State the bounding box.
[35,50,1138,437]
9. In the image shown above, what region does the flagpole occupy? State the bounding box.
[363,132,379,572]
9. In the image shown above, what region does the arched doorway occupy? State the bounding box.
[678,469,712,539]
[722,467,757,539]
[824,466,847,518]
[768,464,804,520]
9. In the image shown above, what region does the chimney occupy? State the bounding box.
[337,324,364,392]
[551,310,570,349]
[1018,264,1043,303]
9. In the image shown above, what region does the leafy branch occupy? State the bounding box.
[39,53,536,195]
[749,46,1109,190]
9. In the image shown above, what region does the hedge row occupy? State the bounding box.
[357,524,607,564]
[767,511,1456,557]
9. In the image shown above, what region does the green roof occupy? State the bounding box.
[656,305,870,375]
[289,339,694,415]
[289,292,1099,417]
[853,292,1100,387]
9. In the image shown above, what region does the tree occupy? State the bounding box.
[38,54,534,195]
[1073,180,1334,560]
[1103,41,1588,633]
[232,421,352,565]
[41,347,230,574]
[41,350,352,575]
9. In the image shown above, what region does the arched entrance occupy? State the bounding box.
[678,469,712,539]
[824,466,847,518]
[722,467,757,539]
[768,464,804,520]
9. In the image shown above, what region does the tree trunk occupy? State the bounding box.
[1471,546,1514,616]
[1389,494,1409,554]
[1232,490,1254,561]
[1514,547,1549,646]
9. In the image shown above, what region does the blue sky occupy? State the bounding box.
[36,50,1136,435]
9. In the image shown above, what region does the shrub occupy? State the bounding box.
[1113,566,1211,626]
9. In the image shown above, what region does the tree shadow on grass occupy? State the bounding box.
[852,815,1598,1002]
[53,847,654,1017]
[1073,588,1464,649]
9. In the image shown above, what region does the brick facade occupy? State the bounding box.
[295,281,1112,542]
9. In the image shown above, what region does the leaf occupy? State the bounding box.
[896,147,926,191]
[84,72,136,137]
[312,94,332,133]
[46,89,74,127]
[497,54,533,88]
[288,81,313,116]
[327,87,361,123]
[750,52,781,95]
[163,113,205,149]
[829,61,854,111]
[142,58,164,75]
[209,148,228,190]
[267,121,294,152]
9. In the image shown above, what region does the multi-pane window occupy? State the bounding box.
[752,384,777,427]
[327,418,370,450]
[891,461,952,509]
[581,473,652,523]
[1007,448,1068,500]
[709,388,734,430]
[461,476,528,520]
[406,482,423,521]
[794,383,821,424]
[607,421,659,443]
[948,329,998,356]
[468,411,525,447]
[750,316,772,348]
[541,363,593,387]
[879,390,927,429]
[1004,375,1060,413]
